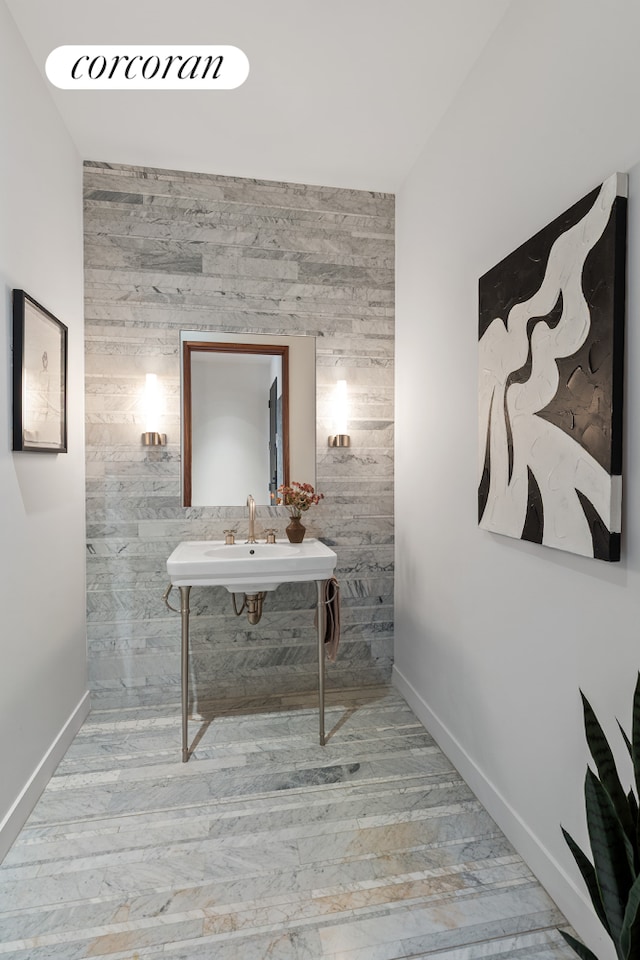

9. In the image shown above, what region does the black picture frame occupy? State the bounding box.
[12,289,68,453]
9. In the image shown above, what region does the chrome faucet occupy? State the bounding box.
[246,494,257,543]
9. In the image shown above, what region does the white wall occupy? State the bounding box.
[0,0,88,859]
[395,1,640,955]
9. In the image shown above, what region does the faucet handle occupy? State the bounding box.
[223,529,235,545]
[264,529,277,544]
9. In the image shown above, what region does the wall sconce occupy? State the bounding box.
[328,379,350,447]
[141,373,167,446]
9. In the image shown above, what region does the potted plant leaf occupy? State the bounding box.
[561,674,640,960]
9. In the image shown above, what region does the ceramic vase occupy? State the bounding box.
[285,515,306,543]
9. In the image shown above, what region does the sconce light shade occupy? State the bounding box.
[328,379,350,447]
[141,373,167,446]
[142,431,167,446]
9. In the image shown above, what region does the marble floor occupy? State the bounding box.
[0,686,579,959]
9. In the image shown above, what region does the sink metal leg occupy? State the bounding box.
[179,585,192,762]
[316,579,326,746]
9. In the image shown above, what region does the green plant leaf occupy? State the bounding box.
[582,692,636,852]
[632,675,640,805]
[620,873,640,959]
[559,929,601,960]
[562,826,610,934]
[618,720,633,760]
[585,768,634,954]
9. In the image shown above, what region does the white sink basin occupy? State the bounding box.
[166,538,337,593]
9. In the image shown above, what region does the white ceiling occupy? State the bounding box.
[7,0,511,192]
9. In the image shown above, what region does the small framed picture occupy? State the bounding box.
[12,290,68,453]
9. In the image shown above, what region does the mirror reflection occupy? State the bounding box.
[181,331,316,507]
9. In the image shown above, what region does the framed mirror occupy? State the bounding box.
[181,331,316,507]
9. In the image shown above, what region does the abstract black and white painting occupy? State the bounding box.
[478,173,627,561]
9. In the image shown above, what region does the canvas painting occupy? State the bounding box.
[478,172,627,561]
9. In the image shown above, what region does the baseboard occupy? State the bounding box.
[392,665,614,960]
[0,690,90,862]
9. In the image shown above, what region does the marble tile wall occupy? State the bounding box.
[84,161,395,710]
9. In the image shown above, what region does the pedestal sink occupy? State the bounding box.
[164,538,338,761]
[166,538,337,593]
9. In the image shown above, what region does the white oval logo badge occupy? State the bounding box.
[46,45,249,90]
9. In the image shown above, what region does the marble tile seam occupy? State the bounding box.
[83,347,394,367]
[399,928,575,959]
[83,599,391,617]
[83,174,394,211]
[82,211,350,239]
[85,189,384,213]
[0,843,517,914]
[83,230,395,261]
[83,618,393,637]
[84,281,395,310]
[8,805,477,878]
[85,470,392,488]
[0,877,548,957]
[83,309,395,331]
[23,771,464,832]
[82,234,394,260]
[5,827,494,892]
[320,923,571,960]
[82,232,395,256]
[84,548,394,566]
[74,701,413,733]
[83,205,395,229]
[84,541,394,558]
[84,247,395,277]
[3,804,489,888]
[83,285,395,306]
[45,734,447,780]
[43,757,455,808]
[83,182,395,216]
[84,500,393,515]
[84,315,396,337]
[64,724,421,755]
[83,178,395,209]
[7,905,560,960]
[316,909,563,956]
[85,249,396,275]
[83,257,395,286]
[88,616,394,636]
[83,158,395,191]
[83,335,395,358]
[82,201,394,228]
[20,776,465,833]
[3,884,553,959]
[86,528,392,542]
[85,357,394,375]
[38,732,444,776]
[28,783,459,838]
[50,732,431,778]
[84,514,394,527]
[85,487,392,504]
[0,857,527,930]
[85,284,395,312]
[9,773,466,847]
[85,327,395,349]
[82,165,394,194]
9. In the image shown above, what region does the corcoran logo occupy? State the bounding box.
[46,45,249,90]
